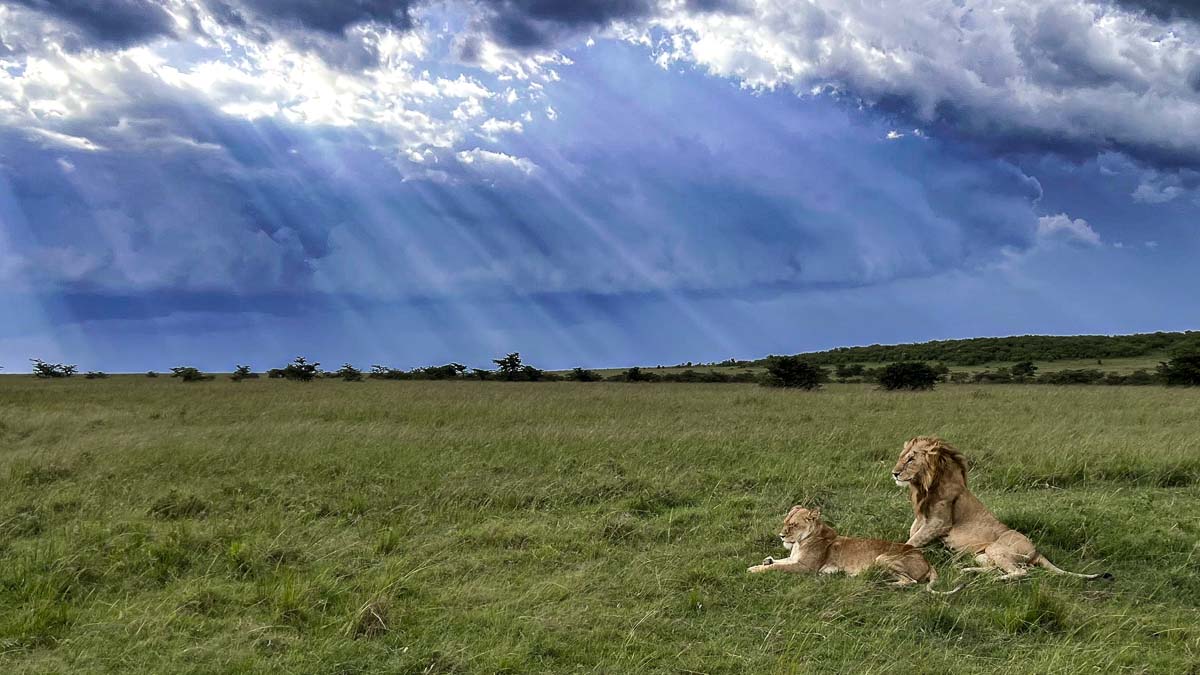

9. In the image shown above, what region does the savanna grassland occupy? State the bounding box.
[1,378,1198,673]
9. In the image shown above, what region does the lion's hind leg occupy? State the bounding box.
[874,553,922,586]
[1034,554,1114,581]
[957,552,997,575]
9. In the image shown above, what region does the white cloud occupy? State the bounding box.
[0,5,543,166]
[885,130,904,140]
[456,147,539,175]
[30,129,105,152]
[645,0,1200,168]
[1036,213,1101,246]
[480,117,524,139]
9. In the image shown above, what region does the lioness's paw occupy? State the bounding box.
[747,565,767,573]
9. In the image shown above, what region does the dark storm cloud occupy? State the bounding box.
[478,0,653,46]
[8,0,176,47]
[204,0,415,35]
[201,0,653,48]
[1112,0,1200,22]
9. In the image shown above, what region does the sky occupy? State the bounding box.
[1,0,1198,372]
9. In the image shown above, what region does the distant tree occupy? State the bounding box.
[31,359,77,378]
[84,371,109,379]
[146,371,159,378]
[470,368,492,380]
[763,356,828,390]
[523,365,546,381]
[878,362,939,391]
[492,353,547,381]
[565,367,603,382]
[834,363,865,380]
[617,366,660,383]
[230,365,258,382]
[336,363,364,382]
[1010,361,1038,382]
[1123,369,1158,385]
[279,356,320,382]
[170,366,213,382]
[369,365,407,380]
[413,363,468,380]
[493,353,524,380]
[1157,353,1200,386]
[1037,369,1105,385]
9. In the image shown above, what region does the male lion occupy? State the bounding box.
[747,506,961,594]
[893,436,1112,581]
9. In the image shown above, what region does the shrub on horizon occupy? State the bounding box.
[1037,369,1105,385]
[278,356,320,382]
[762,355,827,390]
[1010,361,1038,382]
[878,362,939,391]
[337,363,365,382]
[566,367,603,382]
[171,366,213,382]
[230,365,259,382]
[1158,353,1200,386]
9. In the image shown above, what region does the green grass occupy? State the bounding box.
[1,378,1198,673]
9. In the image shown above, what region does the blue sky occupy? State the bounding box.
[1,0,1198,372]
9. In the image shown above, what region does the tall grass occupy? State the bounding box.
[0,378,1197,672]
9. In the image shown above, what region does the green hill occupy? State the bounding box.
[763,331,1200,367]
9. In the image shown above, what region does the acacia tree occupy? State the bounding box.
[493,353,523,380]
[336,363,364,382]
[31,359,77,378]
[279,356,320,382]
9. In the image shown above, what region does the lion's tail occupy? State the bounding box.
[1034,554,1114,581]
[923,567,966,595]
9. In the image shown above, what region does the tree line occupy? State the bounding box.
[21,352,1200,389]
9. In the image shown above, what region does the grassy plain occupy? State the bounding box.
[1,377,1198,673]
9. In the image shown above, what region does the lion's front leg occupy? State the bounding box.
[905,520,949,548]
[908,516,922,540]
[748,560,809,574]
[905,500,953,548]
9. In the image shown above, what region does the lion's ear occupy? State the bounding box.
[809,508,821,520]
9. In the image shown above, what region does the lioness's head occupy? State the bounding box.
[778,505,823,544]
[892,436,967,489]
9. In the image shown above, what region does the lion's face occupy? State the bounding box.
[778,506,821,544]
[892,437,935,486]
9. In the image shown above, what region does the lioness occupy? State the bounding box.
[747,506,961,593]
[893,436,1112,581]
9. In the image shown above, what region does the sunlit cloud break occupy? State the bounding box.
[0,0,1197,371]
